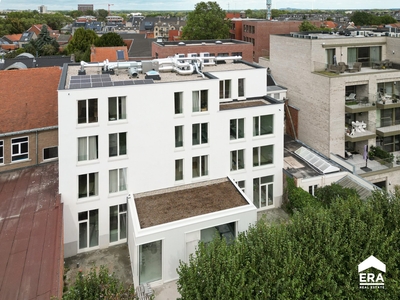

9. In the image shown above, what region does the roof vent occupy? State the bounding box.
[178,42,186,46]
[215,40,222,44]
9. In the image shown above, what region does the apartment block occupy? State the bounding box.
[262,32,400,190]
[58,55,284,284]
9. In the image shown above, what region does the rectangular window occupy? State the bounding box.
[78,98,98,124]
[253,115,273,136]
[231,149,245,171]
[192,123,208,145]
[43,146,58,160]
[192,155,208,178]
[309,185,318,196]
[175,126,183,148]
[238,78,245,97]
[230,118,244,140]
[0,140,3,164]
[219,80,231,99]
[175,92,183,114]
[109,204,127,243]
[109,168,127,193]
[139,240,162,284]
[108,96,126,121]
[11,137,28,161]
[116,50,125,60]
[78,172,98,198]
[253,145,273,167]
[192,90,208,112]
[253,176,273,208]
[237,180,245,193]
[78,209,99,249]
[175,159,183,181]
[78,136,98,161]
[109,132,127,157]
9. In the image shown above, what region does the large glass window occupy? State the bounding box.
[78,99,98,124]
[109,168,127,193]
[200,222,236,244]
[0,140,3,164]
[78,209,99,249]
[192,90,208,112]
[78,136,98,161]
[175,159,183,181]
[109,204,127,243]
[11,137,28,161]
[109,132,127,157]
[108,96,126,121]
[175,126,183,148]
[192,155,208,178]
[139,240,162,284]
[238,78,245,97]
[192,123,208,145]
[253,115,273,136]
[78,172,98,198]
[230,118,244,140]
[219,80,231,99]
[253,176,274,208]
[231,149,244,171]
[253,145,273,167]
[175,92,183,114]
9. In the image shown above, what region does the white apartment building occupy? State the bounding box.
[261,33,400,191]
[58,55,284,284]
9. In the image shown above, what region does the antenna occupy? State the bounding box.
[266,0,272,20]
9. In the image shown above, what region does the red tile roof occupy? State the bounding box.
[4,34,22,42]
[90,46,129,62]
[0,67,61,133]
[0,162,63,300]
[27,24,53,36]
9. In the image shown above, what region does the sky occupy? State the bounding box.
[0,0,399,12]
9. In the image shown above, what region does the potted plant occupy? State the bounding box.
[368,145,376,160]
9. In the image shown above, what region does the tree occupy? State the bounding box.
[35,24,60,56]
[299,20,318,31]
[94,32,125,47]
[62,265,136,300]
[177,189,400,299]
[181,1,230,40]
[66,28,99,62]
[97,9,109,22]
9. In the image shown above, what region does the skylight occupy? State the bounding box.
[295,146,340,174]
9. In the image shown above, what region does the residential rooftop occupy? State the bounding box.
[0,162,62,299]
[220,99,271,110]
[61,59,258,90]
[134,178,249,229]
[153,39,250,47]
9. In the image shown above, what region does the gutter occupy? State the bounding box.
[0,125,58,138]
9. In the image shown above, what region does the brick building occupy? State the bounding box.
[0,67,61,172]
[152,39,253,62]
[230,20,323,61]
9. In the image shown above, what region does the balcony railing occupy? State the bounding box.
[314,60,400,74]
[345,120,376,142]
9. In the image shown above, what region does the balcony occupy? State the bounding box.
[313,61,400,76]
[345,120,376,142]
[376,95,400,109]
[376,124,400,137]
[345,97,376,113]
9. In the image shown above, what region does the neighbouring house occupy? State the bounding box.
[58,54,284,287]
[0,66,61,172]
[152,39,253,62]
[0,53,72,70]
[90,46,129,62]
[18,32,36,48]
[0,34,21,52]
[261,31,400,191]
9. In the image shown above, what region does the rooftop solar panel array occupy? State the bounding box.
[69,74,153,89]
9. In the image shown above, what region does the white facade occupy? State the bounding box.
[58,59,284,262]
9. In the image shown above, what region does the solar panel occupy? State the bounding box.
[113,81,124,86]
[122,81,134,85]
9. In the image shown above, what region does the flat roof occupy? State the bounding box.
[62,60,256,90]
[220,99,270,110]
[154,39,250,47]
[0,162,62,299]
[134,178,249,228]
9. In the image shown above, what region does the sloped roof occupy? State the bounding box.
[335,175,374,200]
[4,62,28,70]
[0,66,61,133]
[0,162,62,299]
[90,46,129,62]
[3,34,22,42]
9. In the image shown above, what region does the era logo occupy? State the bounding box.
[358,255,385,289]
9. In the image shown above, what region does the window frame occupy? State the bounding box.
[253,145,274,167]
[78,136,98,161]
[43,146,58,161]
[109,168,127,193]
[253,176,274,208]
[108,96,126,121]
[231,149,245,171]
[192,155,208,178]
[175,125,184,148]
[238,78,245,97]
[175,159,184,181]
[109,132,127,157]
[78,209,99,250]
[11,136,29,162]
[192,90,208,112]
[219,79,231,99]
[174,92,183,114]
[109,204,127,243]
[78,98,98,124]
[230,118,244,140]
[78,172,99,199]
[253,115,274,136]
[192,123,208,145]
